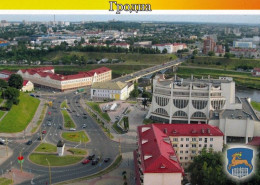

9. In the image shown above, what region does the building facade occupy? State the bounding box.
[135,124,184,185]
[230,48,260,58]
[91,81,133,101]
[17,66,111,91]
[21,80,34,92]
[233,41,255,48]
[147,75,260,143]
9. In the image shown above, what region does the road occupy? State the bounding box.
[0,92,136,185]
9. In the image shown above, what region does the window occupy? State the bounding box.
[191,157,194,160]
[204,144,207,148]
[199,138,202,141]
[180,157,183,160]
[186,144,189,147]
[180,144,183,147]
[199,144,202,147]
[210,144,213,148]
[181,138,184,141]
[180,151,183,154]
[186,138,189,141]
[173,138,178,142]
[173,144,177,147]
[210,138,213,141]
[185,157,188,160]
[192,144,196,148]
[192,150,196,154]
[192,138,196,141]
[185,151,189,154]
[204,138,208,143]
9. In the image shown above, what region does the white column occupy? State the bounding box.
[188,83,192,124]
[169,83,174,124]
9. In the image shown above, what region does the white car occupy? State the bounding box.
[69,128,76,131]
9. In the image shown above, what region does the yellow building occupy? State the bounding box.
[91,81,133,101]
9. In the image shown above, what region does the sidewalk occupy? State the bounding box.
[0,145,12,165]
[1,168,34,185]
[0,99,47,138]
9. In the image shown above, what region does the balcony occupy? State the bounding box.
[190,140,198,144]
[190,147,198,151]
[172,140,179,144]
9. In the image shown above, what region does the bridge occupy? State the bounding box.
[111,56,189,83]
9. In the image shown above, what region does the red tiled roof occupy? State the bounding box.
[0,70,15,75]
[137,124,184,174]
[23,80,29,86]
[247,137,260,146]
[153,123,224,137]
[253,68,260,72]
[19,66,111,81]
[153,43,172,46]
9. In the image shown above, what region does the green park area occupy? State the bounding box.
[0,93,40,133]
[61,100,69,109]
[86,101,110,122]
[0,111,5,119]
[35,143,57,153]
[251,101,260,112]
[0,177,12,185]
[62,131,89,143]
[67,148,87,155]
[29,153,84,166]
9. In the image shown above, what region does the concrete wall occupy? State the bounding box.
[144,173,182,185]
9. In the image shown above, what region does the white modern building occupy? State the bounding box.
[91,81,134,101]
[152,43,187,53]
[147,74,260,143]
[21,80,34,92]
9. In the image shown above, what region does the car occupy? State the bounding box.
[76,101,78,103]
[91,159,98,165]
[36,95,40,98]
[42,130,47,134]
[26,140,33,145]
[68,102,70,104]
[69,128,76,131]
[37,136,42,141]
[59,126,63,130]
[77,114,80,117]
[82,159,90,164]
[83,116,87,119]
[104,158,110,163]
[0,141,5,145]
[78,106,81,107]
[83,113,86,115]
[47,122,52,126]
[87,154,95,160]
[82,124,86,128]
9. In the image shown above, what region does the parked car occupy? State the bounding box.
[59,126,63,130]
[82,159,90,164]
[104,158,110,163]
[83,116,87,119]
[42,130,47,134]
[82,124,86,128]
[47,122,52,126]
[77,113,80,117]
[69,128,76,131]
[87,154,95,160]
[91,159,98,165]
[26,140,33,145]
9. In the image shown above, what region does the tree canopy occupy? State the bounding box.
[8,74,23,89]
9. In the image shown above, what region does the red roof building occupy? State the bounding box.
[134,124,224,185]
[252,68,260,77]
[0,70,15,81]
[17,66,111,91]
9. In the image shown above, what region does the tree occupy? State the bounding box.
[2,87,20,100]
[0,79,8,89]
[192,49,198,55]
[130,83,139,98]
[8,74,23,89]
[224,52,232,59]
[208,51,215,56]
[142,99,148,109]
[188,148,236,185]
[162,48,168,54]
[123,117,129,131]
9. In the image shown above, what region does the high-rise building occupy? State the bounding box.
[203,36,216,54]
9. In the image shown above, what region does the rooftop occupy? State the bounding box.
[91,81,127,90]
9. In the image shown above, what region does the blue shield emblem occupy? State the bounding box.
[227,148,253,178]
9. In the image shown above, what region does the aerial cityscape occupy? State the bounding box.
[0,14,259,185]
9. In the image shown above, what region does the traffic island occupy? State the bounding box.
[29,153,84,167]
[61,131,89,143]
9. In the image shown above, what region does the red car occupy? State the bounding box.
[42,130,47,134]
[82,159,90,164]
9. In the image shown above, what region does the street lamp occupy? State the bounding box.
[46,158,51,185]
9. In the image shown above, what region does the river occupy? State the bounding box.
[236,87,260,102]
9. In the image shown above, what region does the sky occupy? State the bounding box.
[0,14,259,25]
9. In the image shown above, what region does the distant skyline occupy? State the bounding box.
[0,14,259,25]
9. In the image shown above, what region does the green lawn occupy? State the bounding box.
[0,93,40,133]
[61,110,76,128]
[0,111,5,119]
[251,101,260,112]
[29,153,83,166]
[35,143,57,153]
[62,131,89,143]
[61,101,69,109]
[0,177,12,185]
[67,148,87,155]
[86,101,111,122]
[31,104,47,133]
